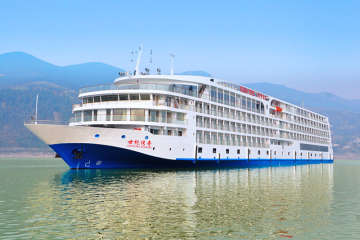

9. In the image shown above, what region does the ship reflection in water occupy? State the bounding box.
[19,164,334,239]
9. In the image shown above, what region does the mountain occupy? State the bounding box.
[244,82,360,113]
[0,52,124,89]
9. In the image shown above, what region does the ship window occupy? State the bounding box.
[241,97,246,109]
[178,131,182,136]
[106,109,111,121]
[226,149,229,154]
[149,110,159,122]
[230,94,235,106]
[74,111,82,122]
[140,94,150,100]
[258,150,261,155]
[211,87,217,102]
[93,110,97,121]
[119,94,128,100]
[224,91,230,105]
[82,98,88,104]
[213,148,216,153]
[113,109,127,121]
[218,90,223,104]
[130,94,140,100]
[274,151,276,155]
[87,97,93,103]
[94,96,101,102]
[102,95,118,102]
[247,98,251,110]
[84,110,92,122]
[266,150,269,155]
[150,129,159,135]
[168,130,172,135]
[198,147,202,153]
[130,109,145,121]
[237,149,240,154]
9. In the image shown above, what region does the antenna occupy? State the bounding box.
[149,49,153,64]
[135,44,143,76]
[35,94,39,124]
[170,53,175,75]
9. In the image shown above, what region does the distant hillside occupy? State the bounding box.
[0,52,124,89]
[244,82,360,113]
[0,83,77,150]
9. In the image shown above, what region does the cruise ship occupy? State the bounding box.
[25,53,334,169]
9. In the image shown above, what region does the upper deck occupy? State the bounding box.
[78,74,329,124]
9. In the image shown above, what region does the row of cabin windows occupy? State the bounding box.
[272,109,329,132]
[197,100,328,134]
[74,109,185,123]
[210,85,326,127]
[196,115,329,144]
[82,94,151,104]
[196,131,270,147]
[271,98,327,124]
[198,147,324,158]
[149,128,183,136]
[207,89,266,114]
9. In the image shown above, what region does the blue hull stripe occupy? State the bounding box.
[50,143,333,169]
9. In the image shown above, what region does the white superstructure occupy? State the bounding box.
[67,73,333,161]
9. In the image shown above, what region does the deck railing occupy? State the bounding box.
[79,83,198,97]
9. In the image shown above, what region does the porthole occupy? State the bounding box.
[213,148,216,153]
[94,134,100,138]
[237,149,240,154]
[226,149,229,154]
[288,152,290,156]
[153,147,155,151]
[145,136,149,140]
[121,135,126,139]
[266,150,269,155]
[274,151,276,155]
[169,148,171,151]
[258,150,261,155]
[198,147,202,153]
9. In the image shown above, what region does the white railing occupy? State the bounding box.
[79,83,198,97]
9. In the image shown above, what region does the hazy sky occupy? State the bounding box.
[1,0,360,99]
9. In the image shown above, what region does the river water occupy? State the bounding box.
[0,158,359,239]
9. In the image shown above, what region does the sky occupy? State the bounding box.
[1,0,360,99]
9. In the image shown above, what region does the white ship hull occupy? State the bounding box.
[25,123,333,169]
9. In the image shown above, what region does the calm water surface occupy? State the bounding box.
[0,159,359,239]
